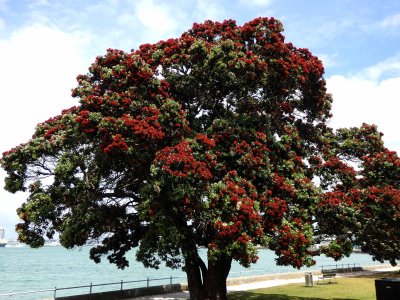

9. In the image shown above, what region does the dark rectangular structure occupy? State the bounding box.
[55,284,183,300]
[375,278,400,300]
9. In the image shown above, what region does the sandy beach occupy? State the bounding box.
[131,265,400,300]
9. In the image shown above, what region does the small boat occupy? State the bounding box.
[0,228,8,248]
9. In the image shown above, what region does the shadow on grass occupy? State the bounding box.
[228,291,359,300]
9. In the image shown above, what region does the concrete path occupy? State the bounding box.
[130,291,190,300]
[128,265,400,299]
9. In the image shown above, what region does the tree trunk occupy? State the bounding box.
[183,247,232,300]
[204,255,232,300]
[185,257,206,300]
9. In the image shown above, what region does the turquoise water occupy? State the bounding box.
[0,246,386,299]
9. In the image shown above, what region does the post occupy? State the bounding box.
[170,275,172,287]
[89,282,92,294]
[305,272,313,287]
[147,277,149,288]
[121,280,123,290]
[54,287,57,299]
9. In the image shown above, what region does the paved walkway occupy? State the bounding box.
[131,291,190,300]
[128,265,400,300]
[126,276,307,299]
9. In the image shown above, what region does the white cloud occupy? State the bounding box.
[0,24,86,152]
[0,24,87,239]
[132,0,181,41]
[357,54,400,81]
[193,0,225,21]
[327,70,400,154]
[380,13,400,28]
[318,53,338,68]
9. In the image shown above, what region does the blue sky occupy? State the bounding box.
[1,0,400,238]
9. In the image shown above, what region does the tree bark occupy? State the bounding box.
[185,258,206,300]
[183,246,232,300]
[204,255,232,300]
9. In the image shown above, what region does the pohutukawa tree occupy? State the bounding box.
[1,17,399,300]
[314,124,400,265]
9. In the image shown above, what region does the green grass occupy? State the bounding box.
[228,271,400,300]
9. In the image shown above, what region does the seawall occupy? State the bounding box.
[53,264,398,300]
[55,283,183,300]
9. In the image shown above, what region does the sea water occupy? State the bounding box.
[0,246,388,299]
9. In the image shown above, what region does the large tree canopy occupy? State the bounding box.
[1,17,399,300]
[315,124,400,265]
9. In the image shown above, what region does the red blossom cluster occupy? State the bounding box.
[363,185,400,216]
[262,196,288,230]
[195,133,216,149]
[121,107,165,140]
[271,174,295,197]
[42,124,66,139]
[75,110,98,134]
[30,107,79,142]
[155,140,213,180]
[274,224,311,269]
[361,150,400,187]
[319,190,354,208]
[103,134,129,153]
[207,172,265,264]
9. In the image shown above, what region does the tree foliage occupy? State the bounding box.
[1,17,399,300]
[315,124,400,265]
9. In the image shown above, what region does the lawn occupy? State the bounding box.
[228,271,400,300]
